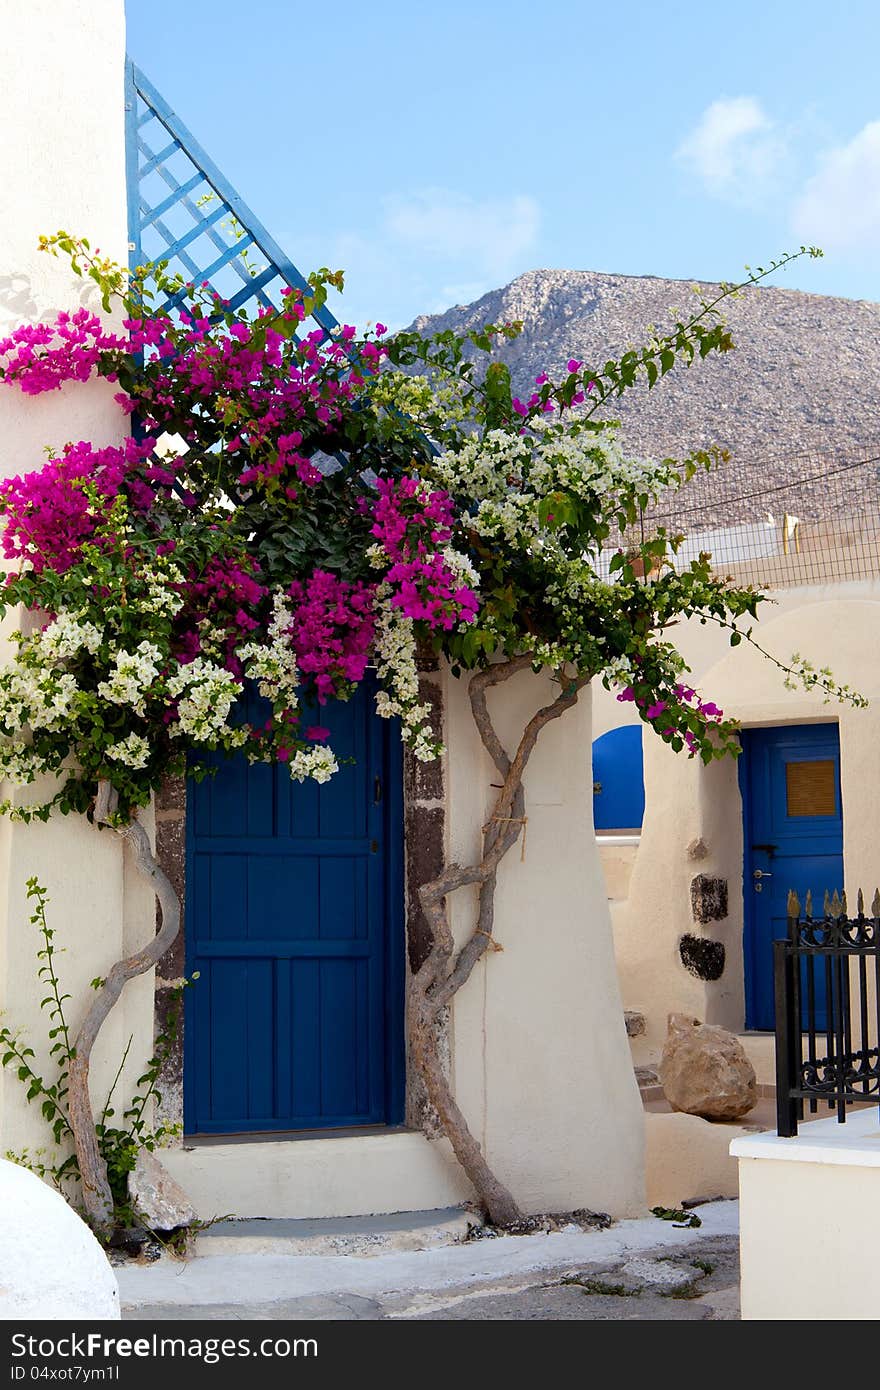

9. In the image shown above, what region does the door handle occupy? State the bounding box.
[753,869,773,879]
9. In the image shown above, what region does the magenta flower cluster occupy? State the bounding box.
[176,549,268,674]
[0,437,162,572]
[0,309,127,395]
[286,570,377,704]
[121,307,382,483]
[369,477,479,630]
[617,682,725,755]
[512,361,596,418]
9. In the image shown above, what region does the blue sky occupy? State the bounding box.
[126,0,880,329]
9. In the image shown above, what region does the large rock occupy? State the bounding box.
[0,1158,119,1319]
[659,1013,757,1121]
[129,1150,196,1231]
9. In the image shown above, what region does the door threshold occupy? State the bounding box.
[182,1123,412,1147]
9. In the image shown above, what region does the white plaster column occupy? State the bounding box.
[444,666,646,1215]
[0,1,152,1158]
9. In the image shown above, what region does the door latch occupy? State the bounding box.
[373,775,383,805]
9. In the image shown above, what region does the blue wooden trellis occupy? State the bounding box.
[125,58,338,332]
[125,61,406,1134]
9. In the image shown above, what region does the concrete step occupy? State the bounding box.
[193,1206,474,1258]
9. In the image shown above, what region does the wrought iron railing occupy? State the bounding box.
[775,888,880,1135]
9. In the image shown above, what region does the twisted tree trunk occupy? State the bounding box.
[67,781,181,1235]
[410,657,589,1225]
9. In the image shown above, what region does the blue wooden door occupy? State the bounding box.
[741,725,843,1031]
[185,679,404,1134]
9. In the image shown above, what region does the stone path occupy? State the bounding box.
[120,1202,740,1322]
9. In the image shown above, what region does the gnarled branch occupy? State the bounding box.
[67,781,182,1234]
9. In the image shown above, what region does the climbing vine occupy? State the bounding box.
[1,877,185,1230]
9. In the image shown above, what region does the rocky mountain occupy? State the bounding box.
[411,269,880,522]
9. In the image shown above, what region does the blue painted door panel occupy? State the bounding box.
[592,725,645,831]
[185,680,404,1134]
[741,725,843,1031]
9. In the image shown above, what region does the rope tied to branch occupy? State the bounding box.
[482,814,528,861]
[475,928,504,951]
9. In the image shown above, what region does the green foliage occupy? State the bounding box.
[651,1205,702,1228]
[0,879,188,1235]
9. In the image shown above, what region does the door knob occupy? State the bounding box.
[753,869,772,879]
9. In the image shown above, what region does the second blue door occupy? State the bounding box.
[185,679,404,1134]
[741,724,844,1031]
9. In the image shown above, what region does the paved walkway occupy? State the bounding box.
[118,1201,740,1321]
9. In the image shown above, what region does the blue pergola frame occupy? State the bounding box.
[124,58,339,334]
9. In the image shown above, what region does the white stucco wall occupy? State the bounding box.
[0,1,156,1169]
[444,668,645,1216]
[595,581,880,1066]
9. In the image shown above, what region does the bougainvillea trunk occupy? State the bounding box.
[67,784,182,1235]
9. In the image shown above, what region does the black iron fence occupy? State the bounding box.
[775,888,880,1136]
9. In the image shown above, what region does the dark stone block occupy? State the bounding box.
[153,983,184,1112]
[406,805,445,972]
[414,640,440,674]
[679,933,726,981]
[690,874,728,924]
[156,774,187,812]
[155,817,186,977]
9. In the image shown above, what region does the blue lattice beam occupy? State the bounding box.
[124,59,339,335]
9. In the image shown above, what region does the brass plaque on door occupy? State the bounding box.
[786,759,836,817]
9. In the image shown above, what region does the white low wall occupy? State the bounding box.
[0,1159,119,1320]
[732,1109,880,1319]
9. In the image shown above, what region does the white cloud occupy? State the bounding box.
[383,189,540,277]
[793,121,880,252]
[285,189,540,330]
[676,96,786,201]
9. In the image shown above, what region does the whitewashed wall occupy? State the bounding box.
[0,0,156,1165]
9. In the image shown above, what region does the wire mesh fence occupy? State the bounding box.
[600,447,880,589]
